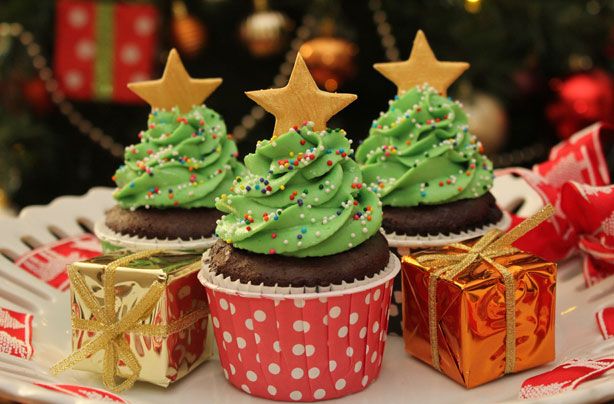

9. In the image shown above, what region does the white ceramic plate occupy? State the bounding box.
[0,183,612,404]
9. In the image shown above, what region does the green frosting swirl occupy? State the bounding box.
[215,123,383,257]
[355,84,494,207]
[113,106,244,209]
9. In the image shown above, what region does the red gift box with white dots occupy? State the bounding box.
[54,0,158,102]
[203,275,395,401]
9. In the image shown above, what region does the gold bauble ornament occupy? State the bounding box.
[240,0,292,58]
[0,189,13,217]
[462,92,508,153]
[464,0,482,14]
[299,37,357,92]
[171,0,207,57]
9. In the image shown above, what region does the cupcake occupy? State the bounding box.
[355,31,509,336]
[95,49,244,252]
[356,31,508,248]
[199,54,400,401]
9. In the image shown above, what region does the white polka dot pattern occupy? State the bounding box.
[203,277,394,401]
[56,2,158,102]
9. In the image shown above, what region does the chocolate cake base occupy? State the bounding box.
[383,192,503,236]
[207,232,390,288]
[105,205,221,240]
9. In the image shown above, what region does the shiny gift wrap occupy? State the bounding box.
[400,205,558,388]
[401,242,556,388]
[53,250,212,390]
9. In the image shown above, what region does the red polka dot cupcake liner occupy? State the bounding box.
[198,253,400,402]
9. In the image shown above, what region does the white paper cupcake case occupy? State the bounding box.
[94,218,217,251]
[199,250,400,296]
[383,210,512,249]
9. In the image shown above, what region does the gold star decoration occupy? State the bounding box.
[245,53,357,137]
[128,49,222,113]
[374,30,469,96]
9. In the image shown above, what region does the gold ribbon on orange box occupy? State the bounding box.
[50,250,207,392]
[415,204,555,375]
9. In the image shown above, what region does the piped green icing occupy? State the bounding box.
[355,84,494,207]
[113,106,245,209]
[215,123,383,257]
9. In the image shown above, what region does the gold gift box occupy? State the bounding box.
[402,245,556,388]
[69,251,213,388]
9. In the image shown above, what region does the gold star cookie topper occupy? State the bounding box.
[245,53,357,137]
[128,49,222,113]
[374,30,469,96]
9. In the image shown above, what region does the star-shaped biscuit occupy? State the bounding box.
[128,49,222,113]
[374,30,469,96]
[245,53,357,137]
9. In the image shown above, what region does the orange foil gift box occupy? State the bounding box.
[402,206,557,388]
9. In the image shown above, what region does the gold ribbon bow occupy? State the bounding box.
[416,204,555,374]
[50,250,207,392]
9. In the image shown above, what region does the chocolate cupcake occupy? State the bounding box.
[210,122,389,283]
[356,31,508,248]
[94,50,244,252]
[199,54,400,402]
[208,231,389,287]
